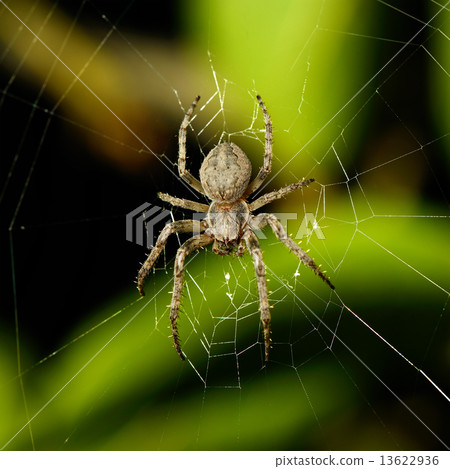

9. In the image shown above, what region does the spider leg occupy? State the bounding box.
[158,192,209,212]
[249,178,315,212]
[170,233,213,360]
[244,95,273,197]
[178,96,205,195]
[252,213,335,289]
[243,229,271,361]
[137,219,205,296]
[235,238,246,257]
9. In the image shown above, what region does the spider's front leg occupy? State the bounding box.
[243,229,271,361]
[170,233,213,360]
[244,95,273,197]
[178,95,205,195]
[137,219,204,296]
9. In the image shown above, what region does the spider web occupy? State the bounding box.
[0,0,449,451]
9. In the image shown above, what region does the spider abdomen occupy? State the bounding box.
[200,142,252,201]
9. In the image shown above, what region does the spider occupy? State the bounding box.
[137,95,334,361]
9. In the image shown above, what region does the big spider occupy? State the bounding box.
[137,95,334,361]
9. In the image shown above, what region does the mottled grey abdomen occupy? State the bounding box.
[200,142,252,201]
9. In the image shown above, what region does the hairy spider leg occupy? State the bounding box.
[158,192,209,212]
[244,229,271,361]
[249,178,315,212]
[252,213,335,289]
[244,95,273,197]
[137,219,204,296]
[170,233,213,360]
[178,95,205,194]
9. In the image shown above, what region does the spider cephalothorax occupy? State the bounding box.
[137,95,334,361]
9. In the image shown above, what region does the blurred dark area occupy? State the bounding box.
[58,0,180,38]
[0,1,189,357]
